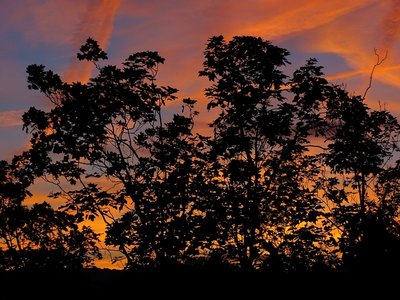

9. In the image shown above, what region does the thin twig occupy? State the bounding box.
[363,49,388,100]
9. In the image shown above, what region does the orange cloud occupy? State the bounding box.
[113,0,384,113]
[380,0,400,49]
[64,0,121,83]
[236,0,375,39]
[282,0,400,97]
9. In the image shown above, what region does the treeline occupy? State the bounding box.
[1,36,399,272]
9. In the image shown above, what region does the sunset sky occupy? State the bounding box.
[1,0,400,160]
[2,0,400,269]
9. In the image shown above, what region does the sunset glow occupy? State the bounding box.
[2,1,400,157]
[2,0,400,271]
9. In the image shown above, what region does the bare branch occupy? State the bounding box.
[363,49,388,100]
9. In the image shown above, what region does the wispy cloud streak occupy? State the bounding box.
[0,110,24,128]
[64,0,121,83]
[380,0,400,49]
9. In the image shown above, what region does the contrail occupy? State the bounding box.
[64,0,121,82]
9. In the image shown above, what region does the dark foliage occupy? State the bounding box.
[1,36,399,273]
[0,161,100,270]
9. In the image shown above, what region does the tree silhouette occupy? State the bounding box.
[199,36,335,271]
[4,36,399,273]
[22,38,212,270]
[0,160,100,270]
[320,89,400,272]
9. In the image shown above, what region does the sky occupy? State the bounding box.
[2,0,400,267]
[2,0,400,160]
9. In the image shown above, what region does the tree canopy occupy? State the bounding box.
[1,35,399,272]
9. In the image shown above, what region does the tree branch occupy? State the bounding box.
[363,49,388,100]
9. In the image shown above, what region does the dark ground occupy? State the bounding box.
[0,268,395,297]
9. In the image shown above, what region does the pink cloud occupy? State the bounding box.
[0,110,24,128]
[64,0,121,83]
[2,1,121,83]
